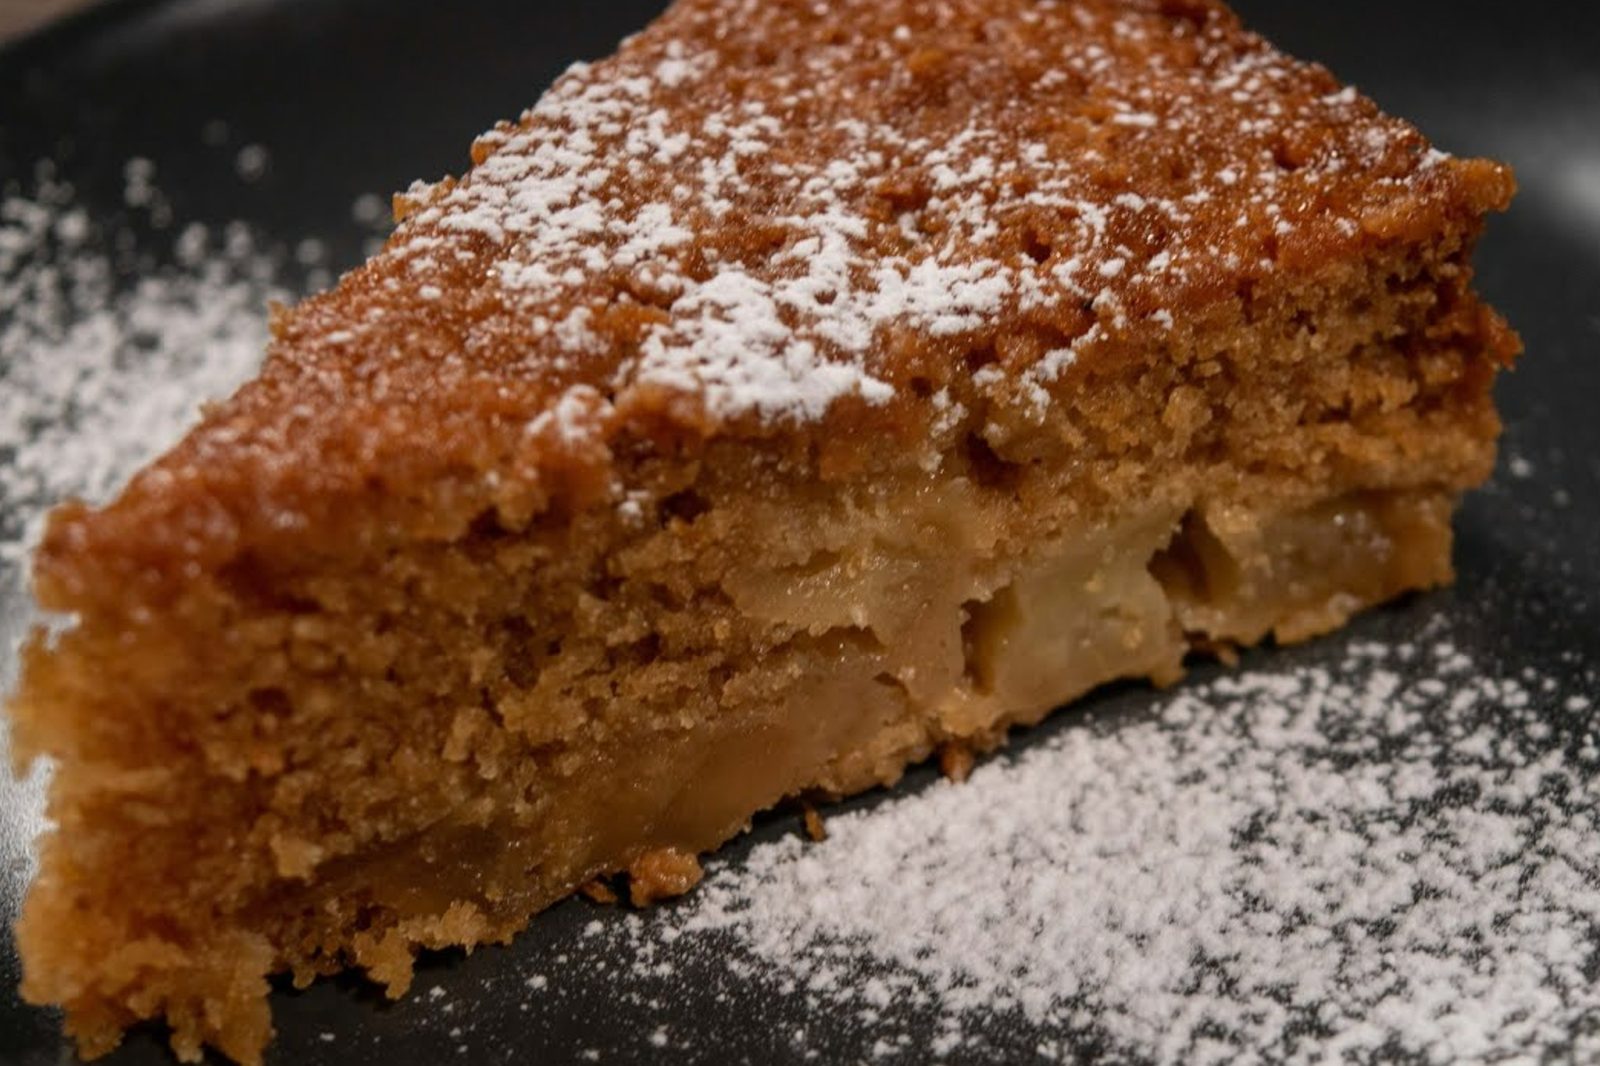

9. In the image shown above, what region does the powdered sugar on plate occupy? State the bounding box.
[557,625,1600,1064]
[0,171,291,567]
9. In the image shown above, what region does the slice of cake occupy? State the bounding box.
[8,0,1518,1061]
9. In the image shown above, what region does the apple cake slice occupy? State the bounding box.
[8,0,1517,1061]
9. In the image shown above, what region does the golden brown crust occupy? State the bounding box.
[32,0,1515,609]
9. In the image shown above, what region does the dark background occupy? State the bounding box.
[1,0,1597,1062]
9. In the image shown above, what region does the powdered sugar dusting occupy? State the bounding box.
[0,175,290,565]
[342,0,1461,432]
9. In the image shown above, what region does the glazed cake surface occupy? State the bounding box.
[8,0,1518,1061]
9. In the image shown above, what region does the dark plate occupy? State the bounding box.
[1,1,1597,1063]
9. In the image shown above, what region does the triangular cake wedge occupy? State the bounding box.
[9,0,1517,1061]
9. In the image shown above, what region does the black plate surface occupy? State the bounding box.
[1,1,1597,1062]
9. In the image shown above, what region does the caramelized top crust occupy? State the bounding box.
[36,0,1515,603]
